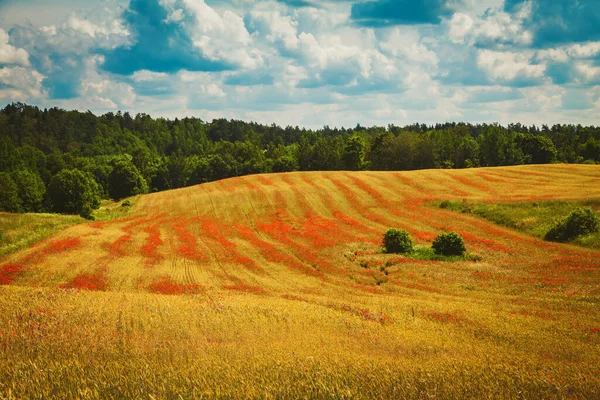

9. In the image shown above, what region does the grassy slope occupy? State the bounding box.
[0,213,84,258]
[1,164,600,398]
[436,198,600,248]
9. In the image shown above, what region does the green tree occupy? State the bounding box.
[188,157,210,185]
[109,160,149,200]
[85,161,113,198]
[343,135,366,171]
[46,169,100,218]
[208,154,233,181]
[272,155,299,172]
[11,169,46,212]
[518,134,558,164]
[0,172,22,212]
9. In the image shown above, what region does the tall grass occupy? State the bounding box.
[0,286,598,399]
[0,213,83,259]
[1,166,600,398]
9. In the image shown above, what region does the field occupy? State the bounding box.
[1,164,600,398]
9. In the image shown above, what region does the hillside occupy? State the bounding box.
[1,164,600,398]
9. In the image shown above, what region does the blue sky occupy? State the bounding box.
[0,0,599,127]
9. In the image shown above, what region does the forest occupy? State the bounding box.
[1,102,599,217]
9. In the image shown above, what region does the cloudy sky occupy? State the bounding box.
[0,0,599,128]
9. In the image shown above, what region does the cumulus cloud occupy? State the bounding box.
[103,0,261,76]
[379,27,438,67]
[0,66,44,100]
[477,49,545,85]
[7,7,129,99]
[0,28,29,66]
[249,9,300,53]
[1,0,600,126]
[447,8,532,48]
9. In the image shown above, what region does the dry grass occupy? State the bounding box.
[1,164,600,398]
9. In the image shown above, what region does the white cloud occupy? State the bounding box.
[0,28,30,66]
[536,48,569,63]
[2,0,600,127]
[567,42,600,58]
[477,49,545,81]
[76,56,136,108]
[0,66,45,99]
[165,9,185,23]
[448,13,474,44]
[174,0,262,69]
[380,27,438,67]
[448,8,532,48]
[65,14,128,39]
[575,63,600,83]
[249,10,300,51]
[132,70,170,82]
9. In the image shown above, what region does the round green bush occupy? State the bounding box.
[544,208,600,242]
[383,229,413,254]
[432,232,466,256]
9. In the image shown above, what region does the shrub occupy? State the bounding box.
[432,232,466,256]
[544,208,600,242]
[439,200,452,209]
[121,200,132,207]
[383,229,413,254]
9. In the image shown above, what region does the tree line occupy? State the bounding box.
[1,102,599,217]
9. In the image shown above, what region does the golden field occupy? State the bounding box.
[1,164,600,398]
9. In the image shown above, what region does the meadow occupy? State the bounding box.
[1,164,600,398]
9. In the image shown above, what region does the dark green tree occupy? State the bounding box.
[518,134,558,164]
[208,154,233,181]
[272,155,299,172]
[109,160,149,200]
[11,169,46,212]
[343,135,366,171]
[0,172,22,212]
[46,169,100,218]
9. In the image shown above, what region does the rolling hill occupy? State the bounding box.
[1,164,600,398]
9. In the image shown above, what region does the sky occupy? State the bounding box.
[0,0,599,128]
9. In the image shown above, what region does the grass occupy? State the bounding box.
[0,197,136,261]
[409,245,478,262]
[0,285,598,399]
[437,198,600,249]
[91,197,137,222]
[1,165,600,398]
[0,213,83,259]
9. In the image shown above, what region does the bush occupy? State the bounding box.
[432,232,466,256]
[383,229,413,254]
[544,208,600,242]
[121,200,132,207]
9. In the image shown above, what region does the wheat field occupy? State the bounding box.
[1,164,600,398]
